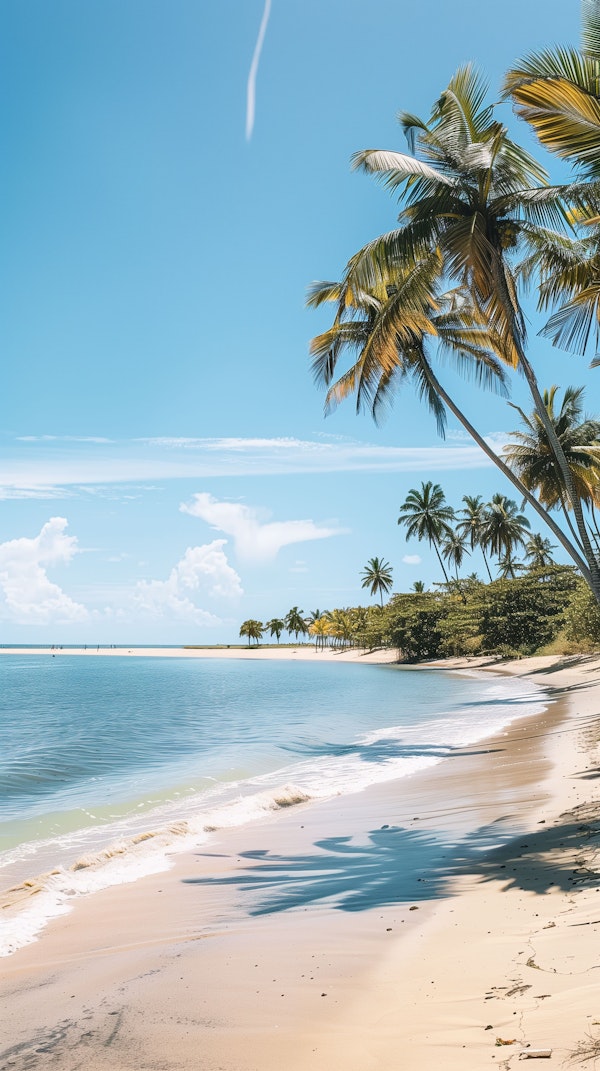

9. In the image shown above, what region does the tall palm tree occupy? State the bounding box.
[239,620,263,647]
[285,607,307,641]
[360,557,393,606]
[265,617,285,644]
[398,482,455,583]
[308,70,596,595]
[481,494,531,564]
[503,386,600,545]
[456,494,494,581]
[345,64,600,598]
[524,533,557,569]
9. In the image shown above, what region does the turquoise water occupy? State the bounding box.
[0,654,548,954]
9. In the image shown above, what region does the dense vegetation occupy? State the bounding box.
[239,565,600,661]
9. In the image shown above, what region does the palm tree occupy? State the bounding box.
[285,607,307,641]
[497,550,526,580]
[309,617,331,651]
[398,482,455,583]
[265,617,285,644]
[307,70,595,595]
[239,620,263,647]
[360,557,393,606]
[481,494,531,565]
[412,580,426,593]
[441,529,470,581]
[350,65,600,598]
[456,494,494,581]
[524,533,557,570]
[503,386,600,547]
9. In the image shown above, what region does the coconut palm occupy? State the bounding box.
[524,533,557,569]
[412,580,426,593]
[239,619,263,647]
[265,618,285,644]
[497,550,526,580]
[348,65,600,597]
[456,494,494,581]
[398,482,455,583]
[308,69,596,595]
[503,386,600,542]
[441,530,471,581]
[360,557,393,606]
[309,617,330,651]
[481,494,531,564]
[285,607,307,641]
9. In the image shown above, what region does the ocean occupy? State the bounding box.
[0,653,548,956]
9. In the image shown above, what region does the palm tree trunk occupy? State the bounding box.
[481,545,493,583]
[432,537,450,583]
[425,365,594,586]
[490,255,600,602]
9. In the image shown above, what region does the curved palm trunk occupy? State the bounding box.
[425,366,594,586]
[490,258,600,601]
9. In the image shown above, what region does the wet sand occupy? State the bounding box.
[1,653,600,1069]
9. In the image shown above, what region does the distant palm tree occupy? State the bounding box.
[481,494,531,565]
[497,551,526,580]
[307,609,326,625]
[360,557,393,606]
[524,533,557,570]
[398,482,455,583]
[309,617,331,651]
[441,530,470,581]
[239,619,263,647]
[285,607,307,641]
[456,494,493,582]
[412,580,426,593]
[265,618,285,644]
[503,387,600,550]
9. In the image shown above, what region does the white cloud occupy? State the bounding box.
[134,540,243,623]
[0,518,88,624]
[181,493,343,563]
[246,0,271,140]
[402,554,422,566]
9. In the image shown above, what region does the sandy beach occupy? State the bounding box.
[2,649,600,1070]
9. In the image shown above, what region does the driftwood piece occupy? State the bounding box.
[518,1051,552,1060]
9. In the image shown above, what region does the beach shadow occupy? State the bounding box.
[183,802,600,916]
[184,824,452,914]
[281,739,505,765]
[183,816,528,915]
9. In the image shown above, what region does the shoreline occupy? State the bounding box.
[1,654,599,1069]
[0,644,399,662]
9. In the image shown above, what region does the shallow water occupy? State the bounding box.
[0,654,548,954]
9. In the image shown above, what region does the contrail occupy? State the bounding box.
[246,0,272,141]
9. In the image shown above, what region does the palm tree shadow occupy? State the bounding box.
[183,802,600,916]
[183,818,519,915]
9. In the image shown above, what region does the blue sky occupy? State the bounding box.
[0,0,594,642]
